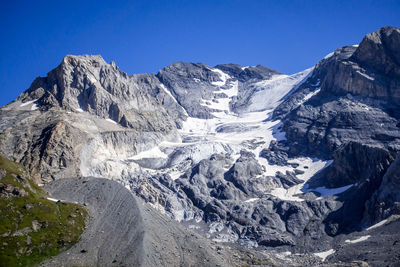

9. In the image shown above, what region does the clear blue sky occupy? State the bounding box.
[1,0,399,107]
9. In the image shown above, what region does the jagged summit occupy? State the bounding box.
[61,54,107,65]
[351,26,400,78]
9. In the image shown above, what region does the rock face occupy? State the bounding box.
[352,27,400,83]
[0,110,86,183]
[42,177,293,267]
[274,27,400,156]
[313,142,394,235]
[42,177,232,267]
[157,62,283,118]
[18,55,186,131]
[157,62,225,119]
[364,154,400,224]
[1,26,400,265]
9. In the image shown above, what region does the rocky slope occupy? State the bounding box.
[0,156,87,266]
[1,26,400,265]
[271,26,400,230]
[41,177,300,267]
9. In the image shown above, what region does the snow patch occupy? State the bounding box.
[88,75,97,84]
[159,84,179,104]
[314,249,335,262]
[365,219,388,231]
[74,108,84,113]
[20,99,37,107]
[168,169,185,180]
[269,159,333,201]
[302,88,321,103]
[46,197,59,202]
[106,118,117,124]
[210,68,230,86]
[356,71,374,81]
[271,121,286,141]
[246,68,312,112]
[345,235,370,244]
[324,52,334,59]
[244,198,259,203]
[31,104,38,110]
[200,80,238,113]
[130,146,168,160]
[304,183,353,199]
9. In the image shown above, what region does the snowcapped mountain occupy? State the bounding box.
[1,26,400,266]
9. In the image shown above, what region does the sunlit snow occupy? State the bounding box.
[46,197,59,202]
[31,104,38,110]
[106,118,117,124]
[304,183,353,199]
[323,52,334,59]
[345,235,371,244]
[356,70,374,81]
[20,99,37,107]
[129,146,168,160]
[269,159,333,201]
[365,219,388,231]
[314,249,335,262]
[210,67,230,86]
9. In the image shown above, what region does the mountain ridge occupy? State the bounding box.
[1,26,400,266]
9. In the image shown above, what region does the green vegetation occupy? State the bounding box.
[0,155,87,267]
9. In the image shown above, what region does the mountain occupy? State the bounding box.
[1,26,400,266]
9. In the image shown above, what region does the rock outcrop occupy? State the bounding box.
[16,55,186,131]
[42,177,288,267]
[364,153,400,225]
[274,27,400,157]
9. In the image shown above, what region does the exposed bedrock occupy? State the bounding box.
[273,27,400,158]
[313,142,395,235]
[17,55,186,131]
[364,153,400,225]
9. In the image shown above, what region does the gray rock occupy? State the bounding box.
[41,177,239,267]
[17,55,186,130]
[364,153,400,225]
[157,62,224,119]
[273,27,400,157]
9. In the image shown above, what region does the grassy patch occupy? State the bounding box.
[0,155,87,267]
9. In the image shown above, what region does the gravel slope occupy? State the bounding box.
[39,177,263,267]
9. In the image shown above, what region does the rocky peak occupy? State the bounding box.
[19,54,127,110]
[351,26,400,78]
[157,62,229,119]
[272,26,400,161]
[215,64,281,82]
[158,62,221,83]
[15,54,186,133]
[60,54,108,68]
[301,26,400,106]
